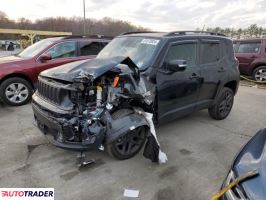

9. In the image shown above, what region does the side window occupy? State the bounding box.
[238,42,261,53]
[233,43,238,53]
[200,42,221,64]
[45,42,76,59]
[79,41,102,56]
[165,43,197,67]
[100,42,109,48]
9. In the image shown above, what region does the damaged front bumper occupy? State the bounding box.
[32,94,148,152]
[32,102,105,151]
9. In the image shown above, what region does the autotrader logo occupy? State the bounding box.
[0,188,54,200]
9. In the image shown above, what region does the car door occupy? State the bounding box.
[196,39,226,109]
[236,40,261,74]
[34,41,78,80]
[156,40,202,122]
[78,41,107,59]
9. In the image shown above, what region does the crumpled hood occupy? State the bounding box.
[40,56,138,82]
[233,127,266,199]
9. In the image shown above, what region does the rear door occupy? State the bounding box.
[196,39,226,108]
[78,41,107,59]
[235,40,261,75]
[157,40,202,122]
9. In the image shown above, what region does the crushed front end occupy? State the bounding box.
[32,57,157,156]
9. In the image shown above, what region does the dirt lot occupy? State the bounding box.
[0,85,265,200]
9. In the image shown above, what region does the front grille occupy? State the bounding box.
[37,78,70,105]
[225,171,248,200]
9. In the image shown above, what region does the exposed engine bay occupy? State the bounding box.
[32,57,167,164]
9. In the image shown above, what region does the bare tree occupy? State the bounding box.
[197,24,266,39]
[0,15,148,40]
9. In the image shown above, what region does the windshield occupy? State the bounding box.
[97,36,160,68]
[18,39,54,58]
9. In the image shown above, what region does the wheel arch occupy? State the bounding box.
[0,73,34,89]
[224,80,238,94]
[251,63,266,75]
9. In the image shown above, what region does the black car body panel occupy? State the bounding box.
[32,31,239,153]
[220,128,266,200]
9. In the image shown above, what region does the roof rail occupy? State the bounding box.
[64,35,113,40]
[166,31,226,37]
[120,31,161,35]
[87,35,113,39]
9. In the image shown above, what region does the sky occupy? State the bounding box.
[1,0,266,31]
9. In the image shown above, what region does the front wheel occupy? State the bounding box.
[208,87,234,120]
[106,126,148,160]
[0,77,33,106]
[105,109,148,160]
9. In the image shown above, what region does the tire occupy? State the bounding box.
[208,87,234,120]
[106,109,148,160]
[0,77,33,106]
[252,66,266,82]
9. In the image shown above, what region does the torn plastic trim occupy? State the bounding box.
[134,108,168,164]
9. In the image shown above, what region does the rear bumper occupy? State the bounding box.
[32,102,104,151]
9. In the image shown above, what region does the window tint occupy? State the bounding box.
[201,42,220,64]
[165,43,197,67]
[79,41,102,56]
[46,42,76,59]
[101,42,109,48]
[238,42,260,53]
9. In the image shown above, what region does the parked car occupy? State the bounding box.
[219,127,266,200]
[32,31,239,160]
[233,38,266,81]
[0,36,112,106]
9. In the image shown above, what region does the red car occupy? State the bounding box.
[233,38,266,81]
[0,36,111,106]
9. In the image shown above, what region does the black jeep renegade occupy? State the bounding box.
[32,31,240,160]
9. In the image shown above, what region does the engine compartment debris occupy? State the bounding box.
[32,56,167,164]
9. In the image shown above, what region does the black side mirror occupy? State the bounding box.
[167,59,187,72]
[39,54,52,62]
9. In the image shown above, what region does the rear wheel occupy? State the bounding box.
[106,109,148,160]
[252,66,266,82]
[0,77,32,106]
[208,87,234,120]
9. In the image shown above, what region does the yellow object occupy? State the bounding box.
[240,75,266,84]
[96,86,103,91]
[210,170,258,200]
[0,28,72,45]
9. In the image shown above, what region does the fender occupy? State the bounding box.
[104,112,149,144]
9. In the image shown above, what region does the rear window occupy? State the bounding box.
[237,42,261,53]
[200,42,221,64]
[79,41,103,56]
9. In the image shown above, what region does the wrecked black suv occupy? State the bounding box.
[32,31,239,161]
